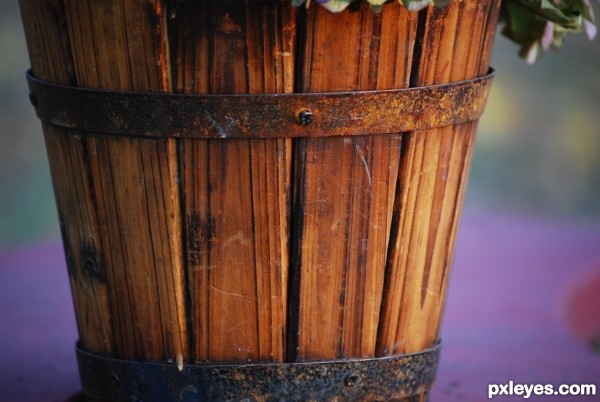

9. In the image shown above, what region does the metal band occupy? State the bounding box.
[27,69,493,139]
[76,342,441,401]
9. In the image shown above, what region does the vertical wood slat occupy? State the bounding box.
[19,0,112,356]
[43,124,114,357]
[20,0,187,366]
[376,0,501,358]
[291,3,419,361]
[66,0,186,366]
[170,0,295,363]
[18,0,76,87]
[71,0,185,365]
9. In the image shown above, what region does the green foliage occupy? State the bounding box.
[500,0,597,63]
[292,0,597,63]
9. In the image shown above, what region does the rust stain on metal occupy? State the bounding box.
[27,69,494,140]
[76,341,441,401]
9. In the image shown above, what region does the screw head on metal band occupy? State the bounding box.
[298,109,314,125]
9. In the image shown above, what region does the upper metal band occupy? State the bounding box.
[27,69,493,139]
[76,341,441,402]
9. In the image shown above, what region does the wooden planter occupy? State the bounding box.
[20,0,500,400]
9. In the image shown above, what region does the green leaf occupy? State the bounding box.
[516,0,584,29]
[290,0,597,63]
[433,0,450,7]
[318,0,355,12]
[400,0,433,12]
[499,0,597,63]
[500,0,545,62]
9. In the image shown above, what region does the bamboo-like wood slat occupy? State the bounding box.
[19,0,501,400]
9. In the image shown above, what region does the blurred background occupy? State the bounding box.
[1,0,56,247]
[1,1,599,401]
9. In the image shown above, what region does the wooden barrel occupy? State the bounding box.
[20,0,500,400]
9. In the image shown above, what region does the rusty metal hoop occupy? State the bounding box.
[27,70,493,139]
[76,342,441,402]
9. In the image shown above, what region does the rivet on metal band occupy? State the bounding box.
[76,341,441,402]
[26,69,493,139]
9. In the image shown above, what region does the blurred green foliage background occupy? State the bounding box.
[1,1,56,246]
[0,0,599,248]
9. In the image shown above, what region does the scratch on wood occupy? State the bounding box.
[355,142,372,187]
[225,320,249,334]
[210,284,251,300]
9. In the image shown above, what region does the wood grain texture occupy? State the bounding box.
[21,0,187,365]
[65,0,187,366]
[290,3,419,361]
[42,124,114,357]
[169,0,295,363]
[20,3,502,396]
[377,0,502,358]
[19,0,75,86]
[19,0,112,357]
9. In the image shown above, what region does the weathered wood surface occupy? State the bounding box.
[170,1,295,363]
[21,0,187,367]
[376,1,501,358]
[21,0,297,366]
[386,6,497,400]
[290,4,417,361]
[20,3,500,398]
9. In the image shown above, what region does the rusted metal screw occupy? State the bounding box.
[298,109,313,125]
[344,373,360,388]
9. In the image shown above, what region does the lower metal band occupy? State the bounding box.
[76,342,441,401]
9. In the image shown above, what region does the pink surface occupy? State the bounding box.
[1,209,599,401]
[432,210,600,401]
